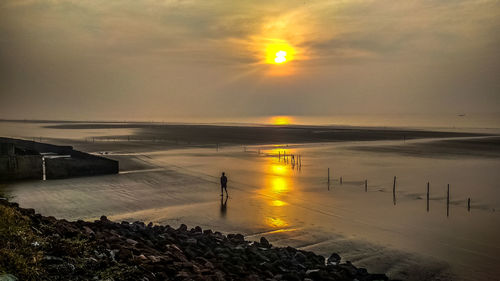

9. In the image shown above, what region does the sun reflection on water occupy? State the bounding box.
[258,150,301,229]
[266,217,288,228]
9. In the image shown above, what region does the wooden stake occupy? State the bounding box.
[393,176,397,205]
[447,184,450,217]
[340,176,343,184]
[365,180,367,192]
[393,176,396,194]
[468,198,471,212]
[427,182,430,212]
[328,168,330,184]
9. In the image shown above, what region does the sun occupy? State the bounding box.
[270,116,293,125]
[265,41,295,64]
[275,50,287,63]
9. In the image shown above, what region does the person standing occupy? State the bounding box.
[220,172,228,197]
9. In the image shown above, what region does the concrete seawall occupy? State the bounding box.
[45,151,118,179]
[0,155,43,181]
[0,137,118,181]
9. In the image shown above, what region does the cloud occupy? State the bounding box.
[0,0,499,120]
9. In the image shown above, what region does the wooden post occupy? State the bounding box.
[393,176,397,205]
[447,184,450,217]
[340,176,343,184]
[393,176,396,194]
[467,198,471,212]
[365,180,367,192]
[426,182,430,212]
[328,168,330,184]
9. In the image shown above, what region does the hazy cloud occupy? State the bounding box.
[1,0,499,120]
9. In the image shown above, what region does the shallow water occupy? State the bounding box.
[1,124,500,280]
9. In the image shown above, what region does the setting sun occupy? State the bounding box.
[265,41,295,64]
[275,50,287,63]
[270,116,293,125]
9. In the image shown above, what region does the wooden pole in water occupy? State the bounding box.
[365,180,367,192]
[427,182,430,212]
[393,176,396,194]
[393,176,397,205]
[468,198,471,212]
[328,168,330,184]
[340,176,343,184]
[447,184,450,217]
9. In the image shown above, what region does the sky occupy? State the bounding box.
[1,0,499,122]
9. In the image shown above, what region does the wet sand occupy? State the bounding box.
[350,136,500,158]
[1,121,500,281]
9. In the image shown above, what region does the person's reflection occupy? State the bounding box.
[220,196,228,218]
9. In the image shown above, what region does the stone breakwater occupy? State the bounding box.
[0,199,393,281]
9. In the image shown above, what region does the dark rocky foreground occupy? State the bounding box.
[0,199,393,281]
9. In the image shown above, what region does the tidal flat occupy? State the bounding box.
[1,121,499,281]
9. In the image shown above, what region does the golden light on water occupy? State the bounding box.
[271,164,287,174]
[271,200,288,207]
[270,116,293,125]
[266,217,287,228]
[258,155,300,229]
[271,178,288,194]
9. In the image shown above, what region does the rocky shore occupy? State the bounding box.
[0,199,392,281]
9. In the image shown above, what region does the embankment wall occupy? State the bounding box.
[0,155,43,181]
[45,152,118,179]
[0,137,72,154]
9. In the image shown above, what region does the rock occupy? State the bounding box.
[117,248,133,262]
[178,224,188,232]
[305,269,320,275]
[294,252,306,263]
[126,238,138,246]
[83,226,95,236]
[176,271,190,278]
[328,253,341,264]
[260,237,271,248]
[1,199,394,281]
[186,238,197,244]
[148,255,161,263]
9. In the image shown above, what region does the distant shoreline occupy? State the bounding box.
[1,118,499,133]
[42,122,491,146]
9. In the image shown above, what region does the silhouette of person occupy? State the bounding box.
[220,195,228,218]
[220,172,228,197]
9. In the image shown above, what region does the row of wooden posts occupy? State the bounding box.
[327,168,472,215]
[278,151,302,168]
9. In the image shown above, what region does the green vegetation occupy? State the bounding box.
[0,204,45,280]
